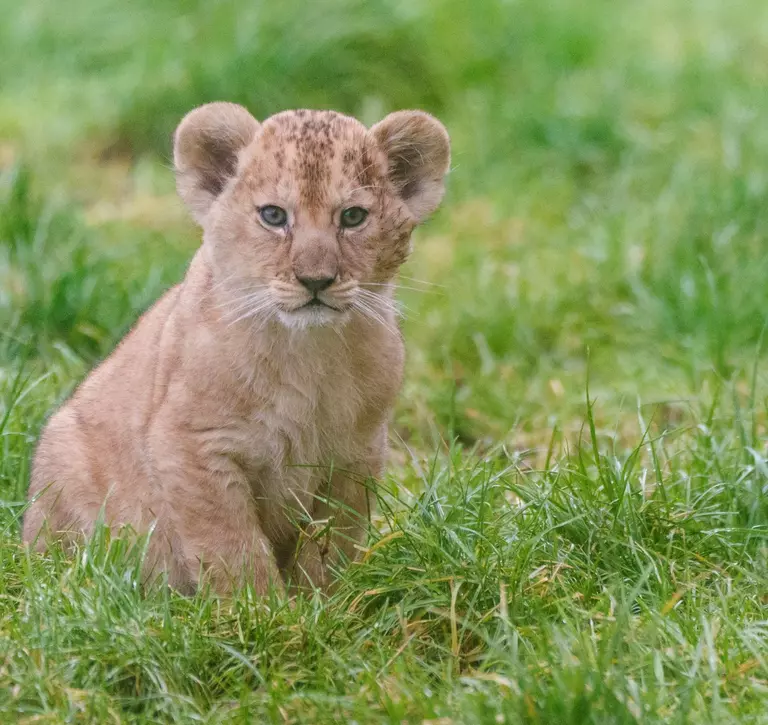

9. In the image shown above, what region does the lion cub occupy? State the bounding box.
[23,103,450,594]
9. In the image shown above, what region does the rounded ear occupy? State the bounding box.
[370,110,451,223]
[173,102,260,225]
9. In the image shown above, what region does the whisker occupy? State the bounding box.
[363,282,437,295]
[353,299,387,328]
[351,297,401,337]
[226,299,276,326]
[220,292,273,318]
[355,288,408,318]
[356,292,401,313]
[248,306,277,335]
[207,272,271,297]
[227,308,272,328]
[356,293,401,315]
[398,275,445,289]
[203,272,238,297]
[216,290,269,311]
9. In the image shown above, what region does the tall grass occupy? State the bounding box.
[1,388,766,722]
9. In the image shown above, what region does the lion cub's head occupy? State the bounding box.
[173,103,450,330]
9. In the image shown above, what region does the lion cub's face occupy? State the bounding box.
[174,104,450,329]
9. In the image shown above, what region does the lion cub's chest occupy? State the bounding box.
[230,352,365,527]
[233,346,365,473]
[260,363,361,461]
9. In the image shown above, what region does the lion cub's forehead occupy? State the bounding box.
[244,110,385,209]
[263,109,366,144]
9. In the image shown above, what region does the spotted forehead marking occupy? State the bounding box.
[260,110,384,211]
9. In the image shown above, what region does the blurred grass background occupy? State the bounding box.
[3,0,768,445]
[1,0,768,722]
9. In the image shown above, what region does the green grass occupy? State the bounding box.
[1,0,768,721]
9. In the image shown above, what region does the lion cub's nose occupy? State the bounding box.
[296,275,336,294]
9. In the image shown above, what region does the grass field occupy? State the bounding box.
[2,0,768,721]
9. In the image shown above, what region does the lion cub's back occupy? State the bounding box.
[24,285,184,544]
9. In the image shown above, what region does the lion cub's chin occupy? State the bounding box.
[277,304,351,331]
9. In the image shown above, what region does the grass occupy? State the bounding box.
[1,0,768,721]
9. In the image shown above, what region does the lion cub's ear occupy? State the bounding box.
[173,102,260,225]
[371,111,451,223]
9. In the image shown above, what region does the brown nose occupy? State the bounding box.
[296,275,336,294]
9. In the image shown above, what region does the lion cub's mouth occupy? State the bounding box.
[278,296,350,329]
[300,298,341,312]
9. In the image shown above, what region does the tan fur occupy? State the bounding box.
[23,103,450,595]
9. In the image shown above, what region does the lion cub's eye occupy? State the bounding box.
[259,205,288,227]
[340,207,368,228]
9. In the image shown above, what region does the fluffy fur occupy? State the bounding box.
[23,103,451,594]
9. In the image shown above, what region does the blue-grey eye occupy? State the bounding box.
[340,207,368,228]
[259,205,288,227]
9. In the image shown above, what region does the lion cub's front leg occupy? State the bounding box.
[290,468,372,593]
[156,442,284,596]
